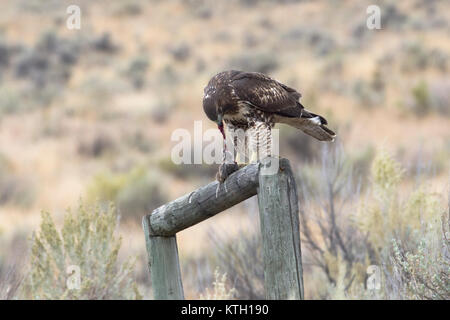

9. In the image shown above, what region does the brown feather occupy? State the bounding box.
[203,70,336,142]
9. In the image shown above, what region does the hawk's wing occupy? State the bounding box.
[230,72,303,117]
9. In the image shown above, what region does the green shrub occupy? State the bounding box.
[407,79,450,117]
[200,268,237,300]
[355,151,444,299]
[158,157,217,181]
[356,152,438,253]
[298,147,446,299]
[428,79,450,116]
[0,153,35,207]
[86,166,168,221]
[21,203,141,299]
[400,42,448,73]
[409,80,430,116]
[391,210,449,300]
[113,1,142,16]
[123,54,149,89]
[77,133,115,158]
[0,231,27,300]
[0,86,21,116]
[298,144,369,297]
[209,224,264,300]
[348,144,375,187]
[353,78,384,108]
[371,150,404,199]
[116,170,165,218]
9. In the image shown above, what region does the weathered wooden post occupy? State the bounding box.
[257,158,304,299]
[142,218,184,299]
[142,158,304,300]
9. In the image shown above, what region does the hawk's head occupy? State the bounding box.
[203,85,225,138]
[203,86,217,122]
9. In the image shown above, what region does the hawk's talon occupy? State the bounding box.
[215,183,220,198]
[215,162,239,198]
[215,180,229,198]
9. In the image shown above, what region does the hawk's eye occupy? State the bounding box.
[204,88,216,101]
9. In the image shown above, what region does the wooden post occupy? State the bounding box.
[142,158,305,300]
[143,215,184,299]
[257,158,304,300]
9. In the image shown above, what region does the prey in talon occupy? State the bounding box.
[215,161,239,197]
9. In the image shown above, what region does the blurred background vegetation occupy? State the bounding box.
[0,0,449,299]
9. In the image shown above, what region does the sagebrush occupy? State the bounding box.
[21,203,141,299]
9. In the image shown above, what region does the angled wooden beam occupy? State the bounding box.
[145,162,260,237]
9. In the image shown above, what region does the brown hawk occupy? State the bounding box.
[203,70,336,182]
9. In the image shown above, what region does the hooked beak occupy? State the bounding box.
[217,114,225,139]
[218,122,225,139]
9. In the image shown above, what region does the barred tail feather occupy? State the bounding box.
[275,110,336,142]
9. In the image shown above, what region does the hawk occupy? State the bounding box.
[203,70,336,182]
